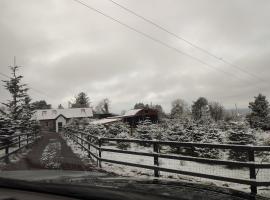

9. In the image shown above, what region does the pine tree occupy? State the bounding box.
[165,119,191,153]
[228,122,255,161]
[112,122,131,149]
[247,94,270,130]
[136,119,153,146]
[72,92,90,108]
[20,95,34,133]
[192,97,208,120]
[2,66,29,122]
[107,122,130,138]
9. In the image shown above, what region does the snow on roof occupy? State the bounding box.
[90,118,121,125]
[122,109,142,117]
[33,108,93,120]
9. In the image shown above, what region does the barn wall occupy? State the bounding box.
[40,119,55,132]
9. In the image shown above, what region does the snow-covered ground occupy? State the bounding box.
[40,141,61,169]
[62,133,270,197]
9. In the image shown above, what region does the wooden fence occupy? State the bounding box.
[0,132,39,163]
[64,128,270,195]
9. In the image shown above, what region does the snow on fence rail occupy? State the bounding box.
[63,127,270,195]
[0,132,39,163]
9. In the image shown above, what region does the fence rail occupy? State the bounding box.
[0,132,40,163]
[64,128,270,195]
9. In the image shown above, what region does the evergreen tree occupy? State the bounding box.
[116,131,130,150]
[227,122,255,161]
[72,92,90,108]
[136,119,153,146]
[247,94,270,130]
[165,119,191,153]
[107,122,130,138]
[20,95,34,133]
[192,97,208,120]
[2,66,29,121]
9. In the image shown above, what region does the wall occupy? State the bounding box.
[55,115,67,133]
[40,119,55,132]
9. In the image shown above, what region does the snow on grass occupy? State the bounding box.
[40,140,61,169]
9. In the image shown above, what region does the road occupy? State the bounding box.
[2,131,93,171]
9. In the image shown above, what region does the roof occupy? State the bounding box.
[90,118,121,125]
[33,108,93,120]
[122,109,142,117]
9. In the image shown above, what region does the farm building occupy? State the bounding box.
[33,108,93,132]
[121,108,158,126]
[91,108,158,127]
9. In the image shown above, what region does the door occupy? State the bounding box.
[58,122,63,132]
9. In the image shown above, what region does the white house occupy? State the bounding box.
[33,108,93,132]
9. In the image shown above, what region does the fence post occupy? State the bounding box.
[4,137,10,163]
[87,135,91,159]
[153,141,160,177]
[26,134,29,145]
[248,147,257,195]
[98,138,102,168]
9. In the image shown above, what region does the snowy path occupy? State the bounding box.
[1,131,94,171]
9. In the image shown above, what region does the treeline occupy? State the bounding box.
[134,94,270,131]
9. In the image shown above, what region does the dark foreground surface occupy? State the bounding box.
[0,170,268,200]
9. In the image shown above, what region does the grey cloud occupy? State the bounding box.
[0,0,270,113]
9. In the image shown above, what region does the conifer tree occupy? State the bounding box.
[2,66,29,122]
[192,97,208,120]
[20,95,34,133]
[247,93,270,130]
[72,92,90,108]
[228,122,255,161]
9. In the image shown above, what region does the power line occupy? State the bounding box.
[71,0,246,80]
[105,0,265,82]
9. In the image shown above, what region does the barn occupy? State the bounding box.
[121,108,158,127]
[33,108,93,132]
[91,108,158,127]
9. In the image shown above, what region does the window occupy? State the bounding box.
[52,110,57,114]
[42,111,47,116]
[46,122,49,126]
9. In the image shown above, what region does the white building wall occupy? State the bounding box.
[55,115,66,133]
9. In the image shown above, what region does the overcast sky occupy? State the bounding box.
[0,0,270,113]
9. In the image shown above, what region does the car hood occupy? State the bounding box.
[0,170,267,200]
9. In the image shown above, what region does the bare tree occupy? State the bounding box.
[95,98,110,114]
[170,98,190,119]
